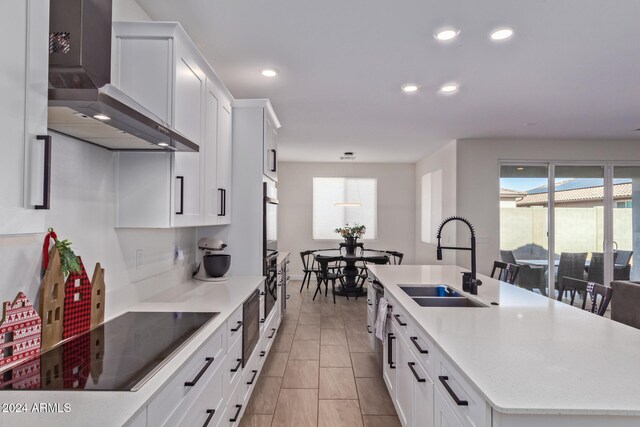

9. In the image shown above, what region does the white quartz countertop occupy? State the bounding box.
[0,275,265,426]
[368,264,640,416]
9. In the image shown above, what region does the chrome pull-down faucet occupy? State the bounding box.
[436,216,482,295]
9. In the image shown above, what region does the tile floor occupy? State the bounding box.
[240,280,401,427]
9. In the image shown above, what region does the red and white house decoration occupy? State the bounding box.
[0,292,42,370]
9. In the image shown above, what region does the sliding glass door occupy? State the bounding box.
[500,162,640,298]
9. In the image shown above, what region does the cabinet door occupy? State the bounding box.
[173,150,204,227]
[383,321,397,401]
[203,81,220,225]
[263,114,277,181]
[173,47,204,145]
[0,0,48,234]
[216,101,232,224]
[434,388,463,427]
[396,334,412,427]
[412,360,435,427]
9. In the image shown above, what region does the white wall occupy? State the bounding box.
[455,139,640,275]
[414,141,457,265]
[0,0,195,319]
[278,162,416,278]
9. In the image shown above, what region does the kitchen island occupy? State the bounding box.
[368,264,640,427]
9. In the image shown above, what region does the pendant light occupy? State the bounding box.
[335,152,364,207]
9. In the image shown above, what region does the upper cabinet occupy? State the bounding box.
[0,0,49,235]
[113,22,233,228]
[264,115,278,182]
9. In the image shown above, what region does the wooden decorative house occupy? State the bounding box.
[63,257,92,339]
[0,292,42,371]
[40,247,65,351]
[90,263,106,330]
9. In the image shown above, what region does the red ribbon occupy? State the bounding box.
[42,228,57,271]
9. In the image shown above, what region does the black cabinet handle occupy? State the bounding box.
[222,188,226,216]
[217,188,225,216]
[35,135,51,210]
[367,299,373,306]
[231,321,243,332]
[184,357,215,387]
[439,376,468,406]
[260,319,265,324]
[260,291,266,296]
[286,295,290,299]
[203,409,216,427]
[230,358,242,373]
[270,149,277,172]
[246,369,258,385]
[259,351,266,357]
[410,337,428,354]
[387,333,396,369]
[367,325,372,334]
[408,362,426,383]
[394,314,407,326]
[176,176,184,214]
[229,404,242,423]
[268,328,276,339]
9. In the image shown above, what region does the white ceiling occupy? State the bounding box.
[135,0,640,163]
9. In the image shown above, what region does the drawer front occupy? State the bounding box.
[435,355,489,427]
[223,380,244,427]
[241,350,259,404]
[366,286,376,311]
[226,335,243,393]
[174,357,226,427]
[412,358,435,427]
[388,295,411,340]
[408,326,435,381]
[227,305,244,347]
[149,326,225,427]
[367,304,376,351]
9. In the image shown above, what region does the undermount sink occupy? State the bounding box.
[400,285,460,297]
[399,285,487,308]
[412,296,486,308]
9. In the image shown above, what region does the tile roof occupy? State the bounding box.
[517,183,632,206]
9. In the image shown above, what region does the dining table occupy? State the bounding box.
[313,249,389,297]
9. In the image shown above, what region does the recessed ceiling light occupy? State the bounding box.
[261,68,279,77]
[401,83,420,93]
[158,142,169,147]
[490,27,514,41]
[73,112,90,119]
[438,82,459,94]
[434,28,460,41]
[93,114,111,121]
[516,167,525,171]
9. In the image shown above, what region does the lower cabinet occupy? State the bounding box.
[395,333,434,427]
[434,387,464,427]
[383,320,398,399]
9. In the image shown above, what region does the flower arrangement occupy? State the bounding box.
[334,223,366,239]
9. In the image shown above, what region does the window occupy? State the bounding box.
[313,177,377,240]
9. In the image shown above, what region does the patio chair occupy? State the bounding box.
[558,277,612,316]
[610,280,640,329]
[556,252,588,295]
[616,250,633,266]
[586,252,607,285]
[501,249,546,295]
[500,250,517,265]
[491,261,520,284]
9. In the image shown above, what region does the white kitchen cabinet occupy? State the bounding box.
[113,22,234,228]
[0,0,49,235]
[395,333,413,426]
[413,359,435,427]
[383,319,398,400]
[263,114,278,181]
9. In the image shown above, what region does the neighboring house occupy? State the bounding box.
[0,292,42,370]
[516,178,633,207]
[500,188,527,207]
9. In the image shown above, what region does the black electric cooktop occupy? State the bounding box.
[0,311,219,391]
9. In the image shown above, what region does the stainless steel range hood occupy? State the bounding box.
[47,0,198,152]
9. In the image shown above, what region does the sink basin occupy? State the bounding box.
[400,285,461,297]
[412,296,486,308]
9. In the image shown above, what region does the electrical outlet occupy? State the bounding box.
[136,249,143,269]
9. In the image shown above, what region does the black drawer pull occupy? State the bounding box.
[184,357,215,387]
[439,376,468,406]
[394,314,407,326]
[387,333,396,369]
[367,299,373,306]
[230,358,242,373]
[247,369,258,385]
[408,362,426,383]
[229,404,242,423]
[203,409,216,427]
[270,149,277,172]
[35,135,51,210]
[260,291,266,296]
[259,351,266,357]
[367,325,372,334]
[268,328,276,339]
[286,295,290,299]
[410,336,428,354]
[231,320,243,332]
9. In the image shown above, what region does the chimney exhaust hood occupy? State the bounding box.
[47,0,198,152]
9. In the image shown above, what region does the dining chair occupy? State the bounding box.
[299,250,321,292]
[490,261,520,285]
[555,252,588,296]
[354,255,389,300]
[386,251,404,265]
[339,242,364,256]
[610,280,640,329]
[313,256,345,304]
[557,277,612,316]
